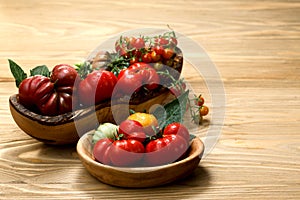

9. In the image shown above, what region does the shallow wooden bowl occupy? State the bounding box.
[9,90,175,145]
[76,131,204,188]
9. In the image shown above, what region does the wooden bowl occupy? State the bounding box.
[9,90,175,145]
[9,49,183,145]
[76,131,204,188]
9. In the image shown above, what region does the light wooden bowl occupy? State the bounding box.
[76,131,204,188]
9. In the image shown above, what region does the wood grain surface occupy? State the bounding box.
[0,0,299,199]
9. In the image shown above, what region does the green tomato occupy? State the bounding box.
[92,123,118,144]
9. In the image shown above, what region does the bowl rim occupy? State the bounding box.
[76,131,204,173]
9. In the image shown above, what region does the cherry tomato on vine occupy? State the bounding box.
[196,96,205,106]
[151,51,162,62]
[200,105,209,116]
[162,48,174,60]
[142,52,152,63]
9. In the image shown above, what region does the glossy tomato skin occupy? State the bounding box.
[50,64,78,86]
[78,70,118,106]
[145,134,188,166]
[93,138,114,165]
[109,139,145,167]
[18,75,76,116]
[116,63,160,95]
[163,122,190,143]
[118,119,144,139]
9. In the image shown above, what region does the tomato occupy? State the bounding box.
[196,96,205,106]
[151,50,161,62]
[116,68,144,94]
[126,131,147,143]
[152,46,164,55]
[142,52,152,63]
[200,105,209,116]
[132,37,145,49]
[109,139,145,167]
[19,68,78,116]
[50,64,78,86]
[127,112,158,136]
[162,48,174,60]
[93,138,114,165]
[78,70,118,106]
[119,119,144,138]
[163,122,190,143]
[170,37,178,46]
[116,63,160,95]
[145,134,188,166]
[155,37,169,46]
[129,56,139,65]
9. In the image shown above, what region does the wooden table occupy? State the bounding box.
[1,0,299,199]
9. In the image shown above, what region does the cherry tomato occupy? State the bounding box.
[200,105,209,116]
[170,37,178,46]
[129,56,139,65]
[151,51,162,62]
[132,37,145,49]
[145,134,188,166]
[152,46,165,55]
[109,139,145,167]
[162,48,174,60]
[155,37,169,46]
[78,70,118,106]
[163,122,190,143]
[196,96,205,106]
[93,138,114,165]
[142,52,152,63]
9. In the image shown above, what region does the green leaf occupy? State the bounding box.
[8,59,27,88]
[30,65,50,77]
[152,90,189,129]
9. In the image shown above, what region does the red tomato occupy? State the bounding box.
[119,119,144,138]
[142,52,152,63]
[196,96,205,106]
[152,46,165,55]
[116,68,144,94]
[126,131,147,143]
[200,105,209,116]
[110,139,145,167]
[145,134,188,166]
[132,37,145,49]
[78,70,118,106]
[50,64,78,86]
[155,37,169,46]
[18,74,77,116]
[163,122,190,143]
[151,51,161,62]
[162,48,174,60]
[170,37,178,46]
[117,63,160,94]
[93,138,114,165]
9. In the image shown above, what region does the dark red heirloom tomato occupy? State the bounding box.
[109,139,145,167]
[163,122,190,144]
[18,74,77,116]
[78,70,118,106]
[50,64,78,86]
[145,134,188,166]
[93,138,114,165]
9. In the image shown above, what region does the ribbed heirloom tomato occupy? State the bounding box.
[18,64,78,116]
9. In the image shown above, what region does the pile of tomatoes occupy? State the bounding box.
[92,112,191,167]
[16,31,183,116]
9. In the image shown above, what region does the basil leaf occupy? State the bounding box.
[30,65,50,77]
[153,90,189,129]
[8,59,27,88]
